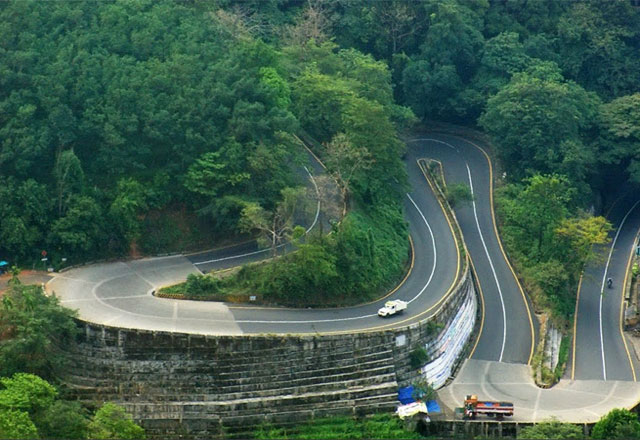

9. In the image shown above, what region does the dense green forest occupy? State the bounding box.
[1,0,640,309]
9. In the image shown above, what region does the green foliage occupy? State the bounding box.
[409,347,429,369]
[556,2,640,98]
[108,178,150,246]
[35,400,90,440]
[254,414,421,439]
[400,0,486,121]
[497,175,573,262]
[592,408,640,439]
[519,418,583,439]
[48,195,106,261]
[0,372,89,440]
[446,183,473,207]
[554,336,570,382]
[495,175,611,321]
[0,409,38,440]
[227,201,408,306]
[0,178,51,261]
[87,402,146,440]
[411,377,436,403]
[0,1,306,262]
[479,63,601,187]
[0,373,57,415]
[598,93,640,184]
[0,283,78,380]
[184,274,221,299]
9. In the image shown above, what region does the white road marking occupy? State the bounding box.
[532,387,542,420]
[406,193,437,303]
[49,275,97,284]
[406,138,458,152]
[101,294,153,300]
[466,163,507,362]
[598,199,640,381]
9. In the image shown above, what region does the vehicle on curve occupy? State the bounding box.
[463,395,513,420]
[378,300,407,317]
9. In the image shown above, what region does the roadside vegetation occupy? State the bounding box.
[0,275,145,439]
[515,409,640,440]
[254,414,422,439]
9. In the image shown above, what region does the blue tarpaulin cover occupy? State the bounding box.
[0,261,8,267]
[398,386,415,404]
[426,400,441,413]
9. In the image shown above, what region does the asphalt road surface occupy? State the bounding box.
[573,190,640,381]
[407,134,536,365]
[49,137,462,335]
[440,359,640,422]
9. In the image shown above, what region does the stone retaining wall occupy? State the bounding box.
[65,273,475,439]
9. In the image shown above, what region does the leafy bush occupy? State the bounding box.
[184,274,221,298]
[0,373,90,440]
[254,414,421,439]
[87,403,146,440]
[411,377,436,402]
[495,175,610,322]
[592,408,640,439]
[446,183,473,207]
[410,347,429,369]
[223,201,409,306]
[0,283,78,380]
[553,336,570,382]
[519,418,583,439]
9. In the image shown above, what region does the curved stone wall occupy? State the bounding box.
[65,272,476,439]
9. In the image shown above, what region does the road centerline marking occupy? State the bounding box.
[599,199,640,381]
[465,162,507,362]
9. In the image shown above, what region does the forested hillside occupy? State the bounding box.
[1,0,640,309]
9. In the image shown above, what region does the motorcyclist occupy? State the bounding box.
[607,277,613,288]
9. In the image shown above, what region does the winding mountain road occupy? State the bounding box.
[48,132,640,421]
[48,138,462,335]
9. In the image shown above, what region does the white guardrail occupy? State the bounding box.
[420,286,477,389]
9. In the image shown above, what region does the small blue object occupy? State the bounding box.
[398,386,415,404]
[0,261,8,267]
[426,400,441,413]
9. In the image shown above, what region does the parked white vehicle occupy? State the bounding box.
[377,300,407,317]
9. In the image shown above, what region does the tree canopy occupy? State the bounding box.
[592,408,640,439]
[0,282,78,380]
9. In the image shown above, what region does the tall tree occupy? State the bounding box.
[239,187,306,257]
[479,62,600,187]
[556,1,640,98]
[598,93,640,184]
[323,133,372,217]
[53,149,84,216]
[0,284,78,380]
